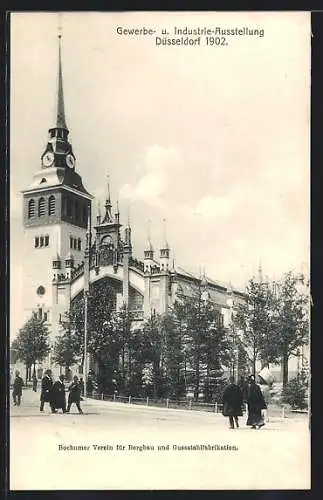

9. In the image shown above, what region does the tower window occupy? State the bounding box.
[28,199,35,218]
[73,238,77,250]
[70,236,73,249]
[38,308,43,320]
[48,195,56,216]
[44,235,49,247]
[38,197,45,217]
[35,236,39,248]
[77,238,81,251]
[40,236,44,247]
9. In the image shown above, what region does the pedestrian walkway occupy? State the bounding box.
[9,386,309,431]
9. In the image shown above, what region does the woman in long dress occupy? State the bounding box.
[246,375,267,429]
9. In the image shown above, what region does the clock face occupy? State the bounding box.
[43,152,54,167]
[36,285,46,296]
[66,154,75,169]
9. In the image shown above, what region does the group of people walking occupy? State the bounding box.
[222,374,268,429]
[12,369,84,414]
[40,370,84,414]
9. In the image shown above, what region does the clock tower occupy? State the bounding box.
[20,32,93,342]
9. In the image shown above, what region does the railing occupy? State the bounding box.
[129,257,145,273]
[86,393,308,419]
[71,262,85,280]
[90,393,223,413]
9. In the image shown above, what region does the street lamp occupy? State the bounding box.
[83,204,91,397]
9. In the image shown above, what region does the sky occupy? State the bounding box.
[10,12,310,337]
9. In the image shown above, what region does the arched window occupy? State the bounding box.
[38,198,45,217]
[28,199,35,218]
[73,238,77,250]
[40,236,44,247]
[70,236,73,249]
[48,195,55,215]
[35,236,39,248]
[77,238,81,251]
[44,235,49,247]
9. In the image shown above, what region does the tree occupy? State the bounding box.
[273,271,309,387]
[174,287,231,401]
[61,278,117,385]
[12,315,50,383]
[159,312,185,398]
[281,366,309,409]
[52,313,82,376]
[234,276,277,376]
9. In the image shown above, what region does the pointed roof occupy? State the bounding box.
[145,220,154,252]
[52,252,61,261]
[161,218,169,251]
[56,32,68,130]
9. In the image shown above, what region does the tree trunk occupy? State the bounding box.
[33,362,36,377]
[252,346,256,377]
[282,351,289,387]
[25,364,29,385]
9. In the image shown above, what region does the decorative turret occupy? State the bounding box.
[115,199,120,225]
[65,251,74,268]
[101,175,114,224]
[144,221,154,272]
[52,253,61,270]
[159,219,170,271]
[96,200,102,226]
[124,207,132,255]
[65,251,74,279]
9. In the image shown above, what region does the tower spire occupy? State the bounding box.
[56,19,67,130]
[102,171,113,223]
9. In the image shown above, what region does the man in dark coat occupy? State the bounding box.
[66,375,83,414]
[246,375,267,429]
[12,371,24,406]
[40,369,56,413]
[222,376,243,429]
[52,375,67,413]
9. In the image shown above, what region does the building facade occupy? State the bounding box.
[20,34,245,377]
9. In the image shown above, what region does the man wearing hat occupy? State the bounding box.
[40,369,56,413]
[12,371,24,406]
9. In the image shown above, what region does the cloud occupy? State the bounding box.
[119,144,183,207]
[181,195,234,221]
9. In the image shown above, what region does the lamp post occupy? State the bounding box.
[83,204,91,397]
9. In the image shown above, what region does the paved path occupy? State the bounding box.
[10,388,310,490]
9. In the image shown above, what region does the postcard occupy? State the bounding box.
[9,11,310,490]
